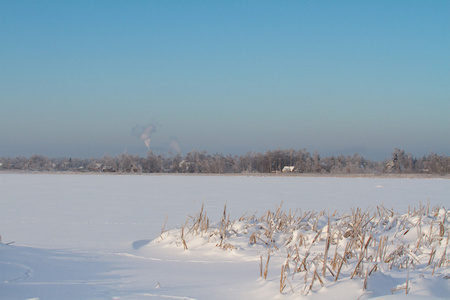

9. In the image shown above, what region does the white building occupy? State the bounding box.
[282,166,295,173]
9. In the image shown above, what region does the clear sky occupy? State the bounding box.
[1,1,449,161]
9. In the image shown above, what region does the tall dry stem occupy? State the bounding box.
[263,250,271,280]
[323,216,331,277]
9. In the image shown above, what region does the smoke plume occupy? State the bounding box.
[132,124,156,150]
[169,137,182,154]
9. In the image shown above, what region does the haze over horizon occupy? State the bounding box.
[1,1,449,161]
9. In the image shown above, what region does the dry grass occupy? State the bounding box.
[158,201,450,295]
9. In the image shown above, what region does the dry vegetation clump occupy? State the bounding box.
[156,202,450,296]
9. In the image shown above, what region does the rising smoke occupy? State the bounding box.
[132,124,156,150]
[169,137,182,154]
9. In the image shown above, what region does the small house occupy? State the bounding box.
[282,166,295,173]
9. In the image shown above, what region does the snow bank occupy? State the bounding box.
[153,203,450,298]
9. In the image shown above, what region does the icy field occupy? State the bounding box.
[0,174,449,300]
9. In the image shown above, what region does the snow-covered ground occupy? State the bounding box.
[0,174,448,299]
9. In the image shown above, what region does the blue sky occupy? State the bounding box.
[1,1,449,160]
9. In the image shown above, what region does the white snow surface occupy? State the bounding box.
[0,174,449,300]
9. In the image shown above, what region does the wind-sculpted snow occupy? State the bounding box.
[153,203,450,298]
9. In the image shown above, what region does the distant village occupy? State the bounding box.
[0,148,448,175]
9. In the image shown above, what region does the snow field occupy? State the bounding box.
[0,174,449,299]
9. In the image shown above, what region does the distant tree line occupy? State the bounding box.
[0,148,448,175]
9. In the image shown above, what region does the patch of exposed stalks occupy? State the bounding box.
[156,202,450,296]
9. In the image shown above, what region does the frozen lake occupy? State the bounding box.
[1,174,448,250]
[0,174,449,299]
